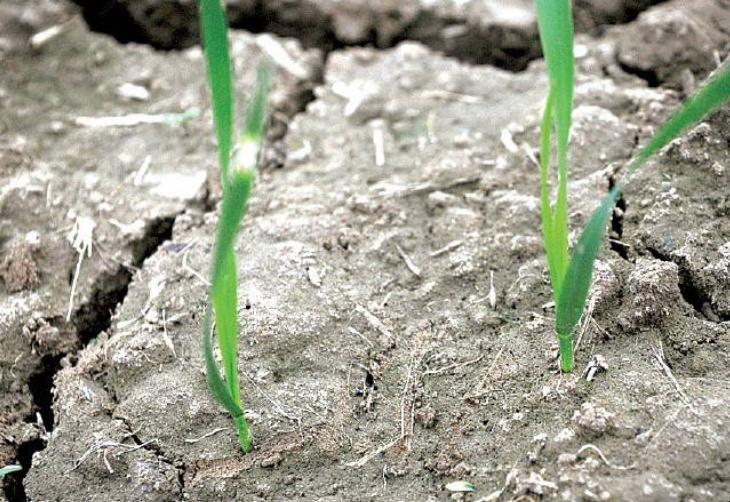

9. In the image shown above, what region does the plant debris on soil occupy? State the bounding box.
[0,0,729,501]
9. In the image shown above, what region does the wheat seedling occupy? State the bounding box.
[199,0,269,452]
[534,0,730,372]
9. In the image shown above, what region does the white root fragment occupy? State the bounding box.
[287,140,312,163]
[347,327,374,348]
[372,127,385,167]
[652,343,689,404]
[582,354,608,382]
[256,34,309,79]
[133,155,151,185]
[488,271,497,309]
[424,354,483,376]
[69,438,159,473]
[74,109,198,128]
[500,128,519,153]
[355,305,393,340]
[395,244,421,278]
[331,81,367,117]
[575,444,636,470]
[184,428,229,444]
[307,266,322,287]
[116,82,150,102]
[344,437,400,468]
[30,24,64,49]
[430,240,463,257]
[66,216,96,322]
[372,176,480,198]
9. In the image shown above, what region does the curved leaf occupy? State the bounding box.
[556,65,730,372]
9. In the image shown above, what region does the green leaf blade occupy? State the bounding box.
[628,66,730,176]
[211,171,254,402]
[243,65,270,143]
[556,188,619,343]
[535,0,574,153]
[556,65,730,372]
[200,0,234,184]
[534,0,574,301]
[202,304,244,418]
[202,304,252,452]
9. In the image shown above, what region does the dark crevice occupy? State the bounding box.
[72,267,132,346]
[574,0,669,29]
[2,215,177,502]
[618,61,661,87]
[607,175,629,260]
[645,246,725,322]
[130,216,175,265]
[70,0,671,73]
[74,216,174,346]
[115,411,185,497]
[26,356,62,431]
[2,437,45,502]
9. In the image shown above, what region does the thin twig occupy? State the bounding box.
[464,346,506,399]
[575,444,636,470]
[573,296,596,355]
[429,240,463,257]
[181,240,211,287]
[424,354,484,376]
[395,244,421,278]
[652,344,688,403]
[355,305,393,340]
[184,428,230,444]
[242,373,302,423]
[344,437,400,468]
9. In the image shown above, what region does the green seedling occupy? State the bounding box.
[199,0,269,452]
[0,464,22,478]
[535,0,730,372]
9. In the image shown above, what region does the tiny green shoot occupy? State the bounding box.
[0,464,22,478]
[534,0,730,372]
[199,0,269,452]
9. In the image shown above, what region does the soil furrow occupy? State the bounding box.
[69,0,670,71]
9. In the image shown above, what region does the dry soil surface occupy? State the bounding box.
[1,0,729,501]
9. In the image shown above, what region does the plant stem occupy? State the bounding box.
[558,333,573,372]
[234,414,253,452]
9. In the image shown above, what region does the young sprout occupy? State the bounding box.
[0,464,22,478]
[199,0,269,452]
[534,0,730,372]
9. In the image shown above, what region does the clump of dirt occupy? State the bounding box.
[616,0,730,89]
[618,258,684,330]
[0,239,39,293]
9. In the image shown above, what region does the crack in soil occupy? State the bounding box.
[617,60,661,87]
[2,215,177,502]
[607,174,630,260]
[70,0,671,72]
[644,245,726,323]
[1,437,46,502]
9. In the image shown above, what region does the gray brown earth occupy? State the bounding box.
[0,0,729,501]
